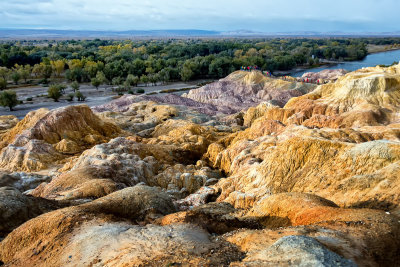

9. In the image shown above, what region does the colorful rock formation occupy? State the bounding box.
[1,64,400,266]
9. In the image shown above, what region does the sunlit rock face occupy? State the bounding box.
[1,64,400,266]
[0,105,121,172]
[0,115,18,136]
[206,65,400,210]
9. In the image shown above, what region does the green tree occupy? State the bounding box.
[112,77,123,86]
[71,81,80,92]
[32,64,43,78]
[148,73,159,86]
[42,63,53,83]
[0,67,9,84]
[158,69,170,84]
[96,71,108,84]
[308,57,315,66]
[0,78,6,90]
[0,90,18,111]
[180,61,195,82]
[48,84,63,102]
[126,74,139,86]
[11,71,21,85]
[19,65,31,83]
[50,60,65,77]
[140,75,149,86]
[91,78,101,90]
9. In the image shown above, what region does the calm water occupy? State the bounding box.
[292,49,400,77]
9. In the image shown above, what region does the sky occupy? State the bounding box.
[0,0,399,33]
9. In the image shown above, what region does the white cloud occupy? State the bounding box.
[0,0,398,32]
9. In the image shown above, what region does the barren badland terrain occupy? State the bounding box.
[0,65,400,266]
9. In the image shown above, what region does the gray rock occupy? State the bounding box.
[255,235,357,267]
[0,171,51,192]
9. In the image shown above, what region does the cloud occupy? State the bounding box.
[0,0,398,32]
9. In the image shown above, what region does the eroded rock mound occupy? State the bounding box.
[226,192,400,266]
[243,64,400,129]
[207,126,400,209]
[301,68,348,81]
[184,70,316,111]
[0,185,243,266]
[0,105,121,172]
[0,187,63,237]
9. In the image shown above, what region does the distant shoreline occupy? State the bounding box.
[367,45,400,55]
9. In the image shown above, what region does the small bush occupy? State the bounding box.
[26,97,33,101]
[75,91,86,101]
[71,81,80,92]
[67,93,74,101]
[48,84,63,102]
[38,78,49,85]
[136,88,145,94]
[128,89,134,95]
[0,78,7,89]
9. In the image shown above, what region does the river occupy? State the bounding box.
[292,49,400,77]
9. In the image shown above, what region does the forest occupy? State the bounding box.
[0,37,399,90]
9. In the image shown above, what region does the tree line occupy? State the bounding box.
[0,37,396,90]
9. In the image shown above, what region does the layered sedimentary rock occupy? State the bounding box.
[243,64,400,129]
[0,105,121,172]
[94,94,234,116]
[184,70,316,111]
[0,185,243,266]
[1,64,400,266]
[202,64,400,213]
[206,125,400,209]
[225,192,400,266]
[0,115,18,136]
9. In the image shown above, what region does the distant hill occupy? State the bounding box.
[1,28,400,39]
[0,29,221,39]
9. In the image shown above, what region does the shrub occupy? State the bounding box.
[0,90,18,111]
[11,71,21,85]
[71,81,80,92]
[112,77,123,86]
[38,78,49,85]
[128,89,134,95]
[91,78,101,89]
[75,91,86,101]
[115,85,126,95]
[136,88,145,94]
[0,78,7,89]
[67,93,75,101]
[48,84,64,102]
[26,97,33,101]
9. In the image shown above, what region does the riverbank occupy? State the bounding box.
[290,49,400,77]
[274,61,337,76]
[275,45,400,77]
[367,44,400,54]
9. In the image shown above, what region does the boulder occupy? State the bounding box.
[233,235,356,266]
